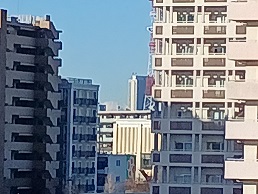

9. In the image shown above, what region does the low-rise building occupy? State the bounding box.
[97,154,136,193]
[98,110,153,180]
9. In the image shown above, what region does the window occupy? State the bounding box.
[175,142,192,151]
[153,121,160,130]
[205,175,222,184]
[153,153,160,162]
[174,174,191,184]
[206,142,224,151]
[153,186,160,194]
[93,92,97,99]
[201,155,224,163]
[156,26,163,35]
[201,188,223,194]
[73,91,76,104]
[154,89,162,98]
[170,154,192,163]
[116,160,120,166]
[155,58,162,67]
[177,110,182,118]
[116,176,120,182]
[169,187,191,194]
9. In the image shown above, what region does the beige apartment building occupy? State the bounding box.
[0,10,62,194]
[150,0,246,194]
[224,1,258,194]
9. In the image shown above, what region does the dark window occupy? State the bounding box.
[153,153,160,162]
[153,121,160,130]
[153,186,160,194]
[233,188,242,194]
[115,176,120,182]
[116,160,120,166]
[169,187,191,194]
[201,155,224,163]
[201,188,223,194]
[73,91,76,104]
[170,121,192,130]
[170,154,192,163]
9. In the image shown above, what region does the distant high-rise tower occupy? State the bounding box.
[128,74,147,111]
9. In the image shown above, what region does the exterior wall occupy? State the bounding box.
[0,11,62,194]
[224,2,258,194]
[150,1,243,194]
[0,9,7,193]
[98,111,153,180]
[60,78,99,194]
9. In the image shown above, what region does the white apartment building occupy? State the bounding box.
[0,10,62,194]
[224,1,258,194]
[98,110,154,180]
[60,78,99,193]
[150,0,245,193]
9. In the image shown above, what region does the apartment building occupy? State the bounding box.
[0,10,62,194]
[98,110,153,180]
[150,0,245,194]
[224,1,258,194]
[59,78,99,193]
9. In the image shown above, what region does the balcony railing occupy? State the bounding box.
[171,58,193,66]
[204,26,226,34]
[171,90,193,98]
[74,98,98,106]
[172,26,194,34]
[203,90,225,99]
[203,58,225,67]
[72,151,96,158]
[72,134,97,141]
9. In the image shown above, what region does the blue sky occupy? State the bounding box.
[1,0,151,105]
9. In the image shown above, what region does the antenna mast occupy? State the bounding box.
[143,0,156,111]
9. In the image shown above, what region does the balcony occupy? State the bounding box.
[172,26,194,34]
[205,0,226,2]
[203,90,225,99]
[228,0,258,21]
[225,159,258,180]
[226,119,258,140]
[204,26,226,34]
[171,90,193,98]
[173,0,195,2]
[228,41,258,60]
[227,80,258,100]
[171,58,193,67]
[203,58,226,67]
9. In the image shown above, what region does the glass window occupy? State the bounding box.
[116,176,120,182]
[175,143,183,150]
[116,160,120,166]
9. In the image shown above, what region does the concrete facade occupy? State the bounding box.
[150,1,244,194]
[60,78,99,193]
[224,1,258,194]
[0,10,62,194]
